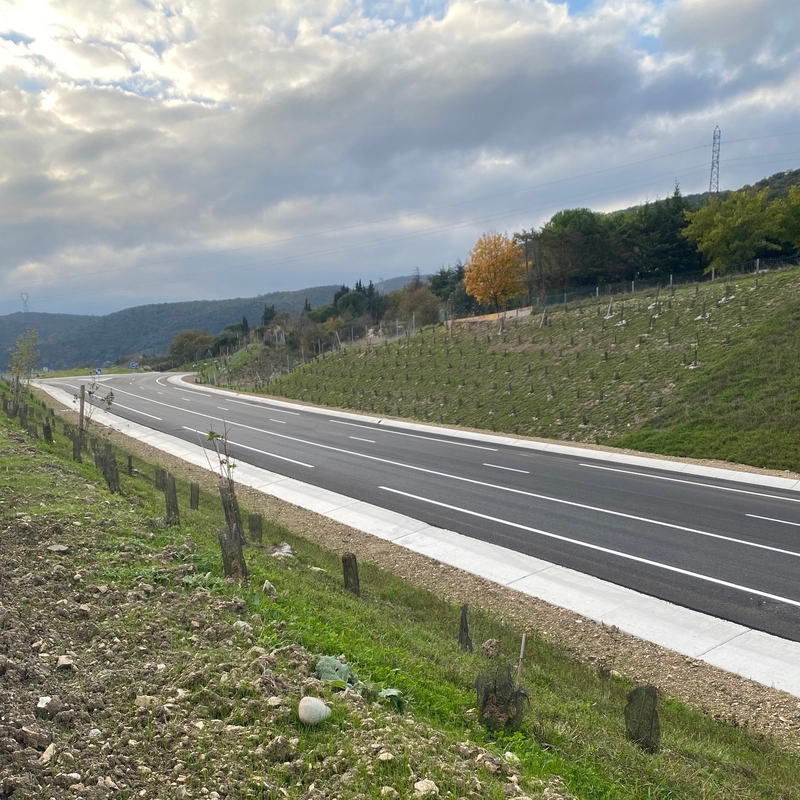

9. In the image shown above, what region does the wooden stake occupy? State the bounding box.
[515,633,527,689]
[342,552,360,596]
[458,604,473,652]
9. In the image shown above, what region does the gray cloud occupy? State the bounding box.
[0,0,799,315]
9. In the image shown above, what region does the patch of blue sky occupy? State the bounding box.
[109,74,174,99]
[1,31,34,46]
[16,75,47,93]
[567,0,666,13]
[360,0,449,24]
[630,32,660,54]
[565,0,596,12]
[95,74,227,108]
[147,40,168,57]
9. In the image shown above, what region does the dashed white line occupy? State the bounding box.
[217,407,229,411]
[113,402,162,421]
[269,419,287,425]
[748,514,800,528]
[484,463,530,474]
[581,463,800,504]
[181,427,313,468]
[85,384,800,559]
[329,419,498,451]
[380,486,800,609]
[349,436,376,443]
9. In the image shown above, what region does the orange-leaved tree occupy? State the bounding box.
[464,231,523,311]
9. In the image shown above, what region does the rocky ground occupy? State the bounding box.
[4,392,800,800]
[0,425,570,800]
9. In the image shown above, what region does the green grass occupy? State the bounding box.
[3,383,800,798]
[225,267,800,473]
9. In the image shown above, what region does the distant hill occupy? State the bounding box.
[0,274,425,371]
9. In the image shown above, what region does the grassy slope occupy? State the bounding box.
[4,389,800,798]
[254,268,800,473]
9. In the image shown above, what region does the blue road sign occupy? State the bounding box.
[130,362,138,369]
[95,368,102,375]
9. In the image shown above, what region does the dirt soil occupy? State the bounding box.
[2,425,561,800]
[5,387,800,800]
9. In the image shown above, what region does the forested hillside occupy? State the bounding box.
[4,169,799,372]
[254,266,800,474]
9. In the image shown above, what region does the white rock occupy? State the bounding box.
[233,621,253,633]
[38,743,55,765]
[298,696,331,725]
[135,695,158,708]
[88,728,102,739]
[414,779,439,797]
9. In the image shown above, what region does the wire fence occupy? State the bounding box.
[456,254,800,323]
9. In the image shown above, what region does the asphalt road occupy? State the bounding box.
[43,372,800,641]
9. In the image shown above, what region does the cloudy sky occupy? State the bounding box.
[1,0,799,316]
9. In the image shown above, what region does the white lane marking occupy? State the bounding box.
[217,407,229,411]
[113,402,162,421]
[748,514,800,528]
[156,377,167,386]
[380,486,800,609]
[102,387,800,558]
[181,427,313,468]
[200,393,300,415]
[269,419,287,425]
[157,391,164,395]
[484,463,530,474]
[329,419,498,451]
[181,398,192,402]
[581,463,800,504]
[349,436,376,443]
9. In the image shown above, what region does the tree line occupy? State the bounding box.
[461,182,800,311]
[166,172,800,365]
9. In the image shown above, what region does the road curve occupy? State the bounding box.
[38,371,800,644]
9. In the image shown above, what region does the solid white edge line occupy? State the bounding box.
[50,379,800,560]
[379,486,800,609]
[38,378,800,560]
[32,380,800,697]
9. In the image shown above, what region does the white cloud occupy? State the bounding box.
[0,0,799,314]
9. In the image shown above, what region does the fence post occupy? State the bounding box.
[165,474,180,527]
[190,483,200,510]
[248,513,263,542]
[342,553,360,596]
